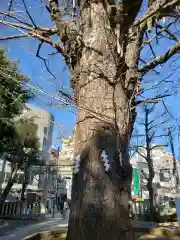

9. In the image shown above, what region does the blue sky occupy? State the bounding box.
[0,36,76,145]
[0,1,180,155]
[5,39,77,145]
[0,0,77,146]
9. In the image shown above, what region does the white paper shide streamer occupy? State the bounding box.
[101,150,110,172]
[74,154,81,174]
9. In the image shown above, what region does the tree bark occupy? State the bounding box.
[147,178,154,221]
[21,161,28,201]
[67,2,133,240]
[145,108,155,221]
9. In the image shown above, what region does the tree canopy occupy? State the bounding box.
[5,117,40,168]
[0,117,40,207]
[0,48,30,152]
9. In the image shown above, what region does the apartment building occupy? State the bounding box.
[130,145,179,201]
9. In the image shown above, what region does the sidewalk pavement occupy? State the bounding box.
[132,220,178,229]
[0,212,68,240]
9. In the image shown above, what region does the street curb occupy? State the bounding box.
[23,229,68,240]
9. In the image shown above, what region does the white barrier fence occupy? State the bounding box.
[0,201,42,219]
[131,200,150,220]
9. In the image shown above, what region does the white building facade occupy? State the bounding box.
[57,136,74,200]
[130,145,179,201]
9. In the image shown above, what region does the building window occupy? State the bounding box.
[160,169,170,182]
[44,127,48,136]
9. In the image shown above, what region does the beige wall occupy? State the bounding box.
[22,103,54,153]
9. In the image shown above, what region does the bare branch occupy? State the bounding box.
[140,21,176,50]
[136,93,171,105]
[145,32,156,59]
[0,19,58,35]
[139,41,180,73]
[156,24,179,42]
[8,0,13,12]
[36,42,56,79]
[21,0,37,28]
[0,19,70,65]
[0,19,33,31]
[133,0,180,28]
[141,170,148,181]
[58,89,76,103]
[0,11,33,27]
[0,34,28,40]
[136,149,147,159]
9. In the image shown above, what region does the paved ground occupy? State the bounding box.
[132,220,178,229]
[0,216,178,240]
[0,213,68,240]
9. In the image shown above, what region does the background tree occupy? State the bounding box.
[15,118,40,201]
[132,103,169,220]
[0,118,39,210]
[0,48,30,152]
[0,1,180,239]
[0,48,31,197]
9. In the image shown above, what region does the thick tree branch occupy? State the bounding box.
[0,19,32,31]
[138,41,180,73]
[0,19,58,35]
[0,11,33,27]
[46,0,79,69]
[119,0,143,29]
[46,0,74,32]
[0,19,70,65]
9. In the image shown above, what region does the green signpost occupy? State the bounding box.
[133,168,140,196]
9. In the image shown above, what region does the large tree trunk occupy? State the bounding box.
[67,2,133,240]
[147,181,154,220]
